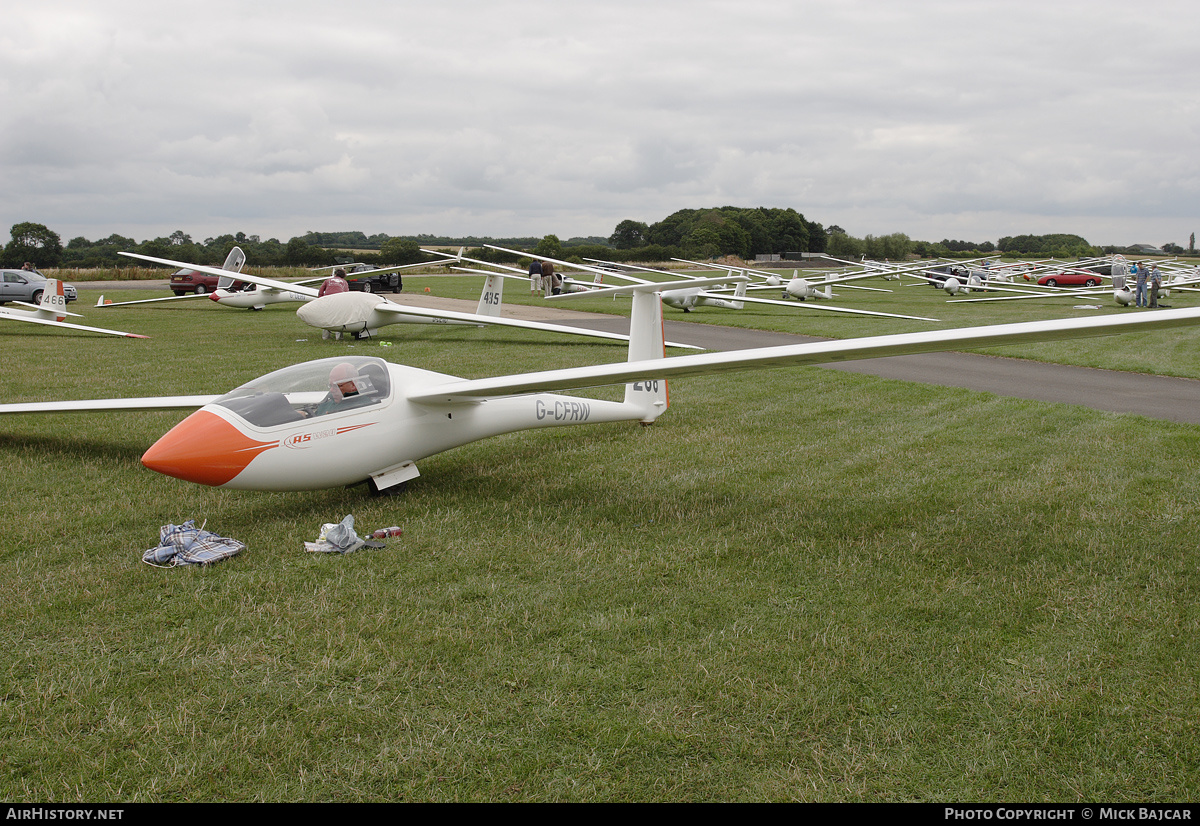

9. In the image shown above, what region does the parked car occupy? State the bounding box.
[0,269,77,304]
[344,264,402,294]
[170,268,248,295]
[1036,271,1102,288]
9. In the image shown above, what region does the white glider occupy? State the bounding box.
[98,249,455,312]
[489,245,939,322]
[2,279,147,338]
[117,250,701,349]
[96,247,253,309]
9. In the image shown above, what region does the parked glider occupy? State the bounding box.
[117,251,701,349]
[207,259,459,311]
[98,250,456,312]
[2,279,147,338]
[5,281,1200,494]
[671,257,896,296]
[948,266,1200,307]
[487,245,938,322]
[96,247,252,309]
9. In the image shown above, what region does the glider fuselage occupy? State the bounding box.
[140,356,644,491]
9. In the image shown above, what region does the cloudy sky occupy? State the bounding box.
[3,0,1196,248]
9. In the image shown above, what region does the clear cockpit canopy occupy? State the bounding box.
[212,356,392,427]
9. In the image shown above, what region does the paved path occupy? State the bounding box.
[546,314,1200,426]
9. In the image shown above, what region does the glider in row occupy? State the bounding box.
[115,250,702,349]
[2,279,146,338]
[484,245,939,322]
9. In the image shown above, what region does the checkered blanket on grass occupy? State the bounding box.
[143,520,245,568]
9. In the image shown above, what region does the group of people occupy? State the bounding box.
[528,260,562,296]
[1125,261,1165,308]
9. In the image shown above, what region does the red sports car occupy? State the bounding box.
[1036,271,1102,288]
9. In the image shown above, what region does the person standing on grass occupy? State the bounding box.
[1133,262,1148,308]
[317,268,351,340]
[529,259,543,296]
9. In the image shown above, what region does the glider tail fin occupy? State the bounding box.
[37,279,69,321]
[623,288,669,423]
[216,246,246,290]
[476,273,504,317]
[729,277,747,310]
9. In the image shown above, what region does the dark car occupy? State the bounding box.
[170,268,248,295]
[1036,271,1102,288]
[344,264,402,294]
[923,266,969,286]
[0,269,77,304]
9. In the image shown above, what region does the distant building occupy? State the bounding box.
[1131,244,1164,255]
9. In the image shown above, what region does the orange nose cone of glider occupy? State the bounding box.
[142,410,276,487]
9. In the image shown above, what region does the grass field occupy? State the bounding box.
[2,274,1199,801]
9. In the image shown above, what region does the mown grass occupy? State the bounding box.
[2,278,1199,801]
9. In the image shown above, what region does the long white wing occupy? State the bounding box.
[93,292,214,308]
[120,252,321,297]
[0,396,216,414]
[370,300,703,350]
[8,306,1200,417]
[0,311,150,338]
[483,244,650,284]
[407,306,1200,404]
[702,290,940,321]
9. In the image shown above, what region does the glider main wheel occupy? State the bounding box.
[369,478,406,497]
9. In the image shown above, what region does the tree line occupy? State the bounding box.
[4,214,1189,272]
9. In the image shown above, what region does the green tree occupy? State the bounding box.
[534,234,562,259]
[765,209,811,254]
[2,222,63,268]
[998,233,1094,256]
[825,231,864,259]
[285,237,313,266]
[609,220,649,249]
[685,226,723,259]
[647,210,696,248]
[379,238,422,266]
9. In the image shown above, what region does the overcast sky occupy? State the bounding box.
[3,0,1196,249]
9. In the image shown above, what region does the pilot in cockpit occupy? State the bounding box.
[301,362,381,418]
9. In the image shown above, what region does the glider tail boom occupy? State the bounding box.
[623,288,669,423]
[730,277,747,310]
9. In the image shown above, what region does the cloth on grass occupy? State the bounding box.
[304,514,384,554]
[143,520,245,568]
